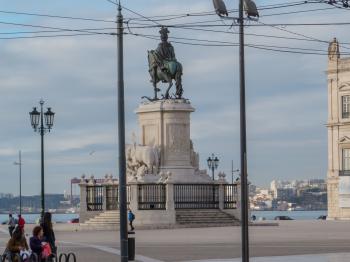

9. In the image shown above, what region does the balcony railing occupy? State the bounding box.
[340,170,350,176]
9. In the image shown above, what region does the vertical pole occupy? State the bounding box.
[117,3,128,262]
[40,100,45,219]
[231,160,234,185]
[19,150,22,216]
[71,180,73,204]
[239,0,249,261]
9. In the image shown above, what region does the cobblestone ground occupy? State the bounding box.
[1,221,350,261]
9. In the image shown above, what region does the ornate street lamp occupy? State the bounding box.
[29,99,55,218]
[212,1,259,262]
[207,153,219,180]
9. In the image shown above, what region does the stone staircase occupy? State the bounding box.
[80,211,120,230]
[176,209,240,227]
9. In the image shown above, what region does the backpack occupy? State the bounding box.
[131,213,135,221]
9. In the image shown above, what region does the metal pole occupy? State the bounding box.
[231,160,234,185]
[40,100,45,219]
[212,166,215,180]
[117,3,128,262]
[239,0,249,261]
[19,150,22,216]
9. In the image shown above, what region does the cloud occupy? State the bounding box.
[0,0,346,194]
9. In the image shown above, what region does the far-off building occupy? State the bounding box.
[327,38,350,220]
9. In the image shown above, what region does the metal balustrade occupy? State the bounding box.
[339,170,350,176]
[85,183,238,211]
[106,185,119,210]
[224,184,238,209]
[174,184,219,209]
[86,185,103,211]
[105,185,131,210]
[138,184,166,210]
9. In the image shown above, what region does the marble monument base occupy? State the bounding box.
[135,99,211,183]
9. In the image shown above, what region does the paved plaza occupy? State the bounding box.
[1,220,350,261]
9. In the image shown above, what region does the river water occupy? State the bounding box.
[251,210,327,220]
[0,213,78,224]
[0,211,328,224]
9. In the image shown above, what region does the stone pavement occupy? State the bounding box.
[1,221,350,261]
[185,253,350,262]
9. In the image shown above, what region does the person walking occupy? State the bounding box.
[40,212,56,256]
[17,214,25,233]
[128,209,135,231]
[8,214,16,237]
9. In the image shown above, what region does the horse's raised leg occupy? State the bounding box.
[165,81,173,99]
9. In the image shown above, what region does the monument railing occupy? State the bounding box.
[106,185,119,210]
[85,185,131,211]
[223,184,238,209]
[174,184,220,209]
[138,184,166,210]
[84,183,238,212]
[86,185,104,211]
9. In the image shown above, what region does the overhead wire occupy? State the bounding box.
[0,20,115,35]
[128,31,350,56]
[0,10,115,23]
[0,0,347,55]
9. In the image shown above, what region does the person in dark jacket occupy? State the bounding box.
[30,226,43,259]
[8,214,16,237]
[40,212,56,256]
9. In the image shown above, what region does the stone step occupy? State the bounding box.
[175,209,239,226]
[176,214,232,217]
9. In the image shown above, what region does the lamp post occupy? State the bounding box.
[207,154,219,180]
[14,150,22,215]
[29,99,55,219]
[231,160,240,184]
[212,1,259,262]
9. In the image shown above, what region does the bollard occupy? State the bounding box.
[128,231,136,261]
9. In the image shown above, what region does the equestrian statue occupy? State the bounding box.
[145,27,183,101]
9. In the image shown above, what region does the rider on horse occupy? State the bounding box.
[148,27,183,99]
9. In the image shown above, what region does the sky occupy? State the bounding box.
[0,0,349,195]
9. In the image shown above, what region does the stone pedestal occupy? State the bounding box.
[136,99,211,183]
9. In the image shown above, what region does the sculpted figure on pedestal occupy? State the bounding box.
[126,144,160,178]
[328,38,340,61]
[146,27,183,101]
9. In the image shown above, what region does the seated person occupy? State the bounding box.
[30,226,44,258]
[6,226,29,261]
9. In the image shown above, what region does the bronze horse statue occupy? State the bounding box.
[146,50,183,100]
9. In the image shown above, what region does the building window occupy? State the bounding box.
[343,149,350,170]
[342,96,350,118]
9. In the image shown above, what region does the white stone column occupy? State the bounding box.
[218,183,224,210]
[102,185,107,211]
[129,182,139,212]
[235,181,242,221]
[79,175,88,223]
[166,182,175,211]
